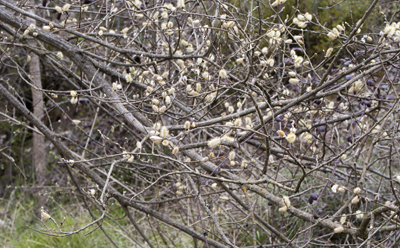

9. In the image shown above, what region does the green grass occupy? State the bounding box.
[0,197,139,248]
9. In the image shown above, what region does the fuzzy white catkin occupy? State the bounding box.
[208,137,221,148]
[219,69,228,78]
[334,226,344,233]
[184,121,191,130]
[177,0,185,8]
[261,47,268,54]
[325,47,333,57]
[160,126,168,138]
[278,206,287,213]
[150,136,163,144]
[228,151,236,160]
[282,196,291,207]
[165,96,171,104]
[172,146,179,154]
[55,5,63,13]
[62,3,71,12]
[351,196,360,204]
[289,78,299,84]
[41,209,51,220]
[340,215,347,225]
[159,105,166,113]
[286,133,296,143]
[70,97,78,104]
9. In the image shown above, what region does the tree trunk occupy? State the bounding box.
[28,4,47,206]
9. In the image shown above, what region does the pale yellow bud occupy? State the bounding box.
[219,69,228,78]
[70,97,78,105]
[228,151,236,160]
[150,136,163,144]
[278,206,288,213]
[282,196,291,207]
[340,214,346,225]
[353,187,361,195]
[325,47,333,57]
[356,210,364,219]
[127,155,135,162]
[172,146,179,155]
[289,78,299,85]
[208,137,221,148]
[331,184,339,193]
[62,4,71,12]
[55,5,63,13]
[286,133,296,143]
[57,51,63,59]
[160,126,169,139]
[236,58,244,64]
[180,121,190,131]
[351,196,360,204]
[159,105,166,113]
[334,226,344,233]
[41,208,51,220]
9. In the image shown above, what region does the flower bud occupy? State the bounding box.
[184,121,191,130]
[228,151,236,160]
[172,146,179,155]
[325,47,333,57]
[278,206,288,213]
[351,196,360,204]
[41,209,51,220]
[55,5,63,13]
[340,214,347,225]
[356,210,364,219]
[282,196,291,207]
[208,137,221,148]
[331,184,339,193]
[70,97,78,104]
[334,226,344,233]
[219,69,228,78]
[277,130,285,137]
[160,126,169,138]
[289,78,300,85]
[150,136,163,144]
[353,187,361,195]
[286,133,296,143]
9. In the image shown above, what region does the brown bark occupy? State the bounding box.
[28,6,47,205]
